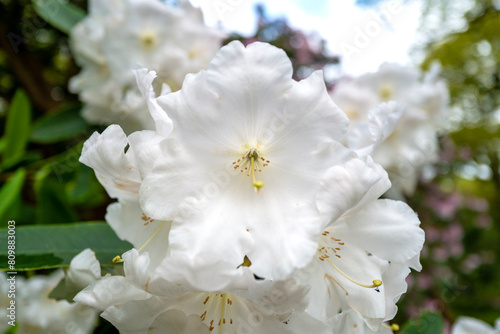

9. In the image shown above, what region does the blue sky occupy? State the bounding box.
[289,0,331,17]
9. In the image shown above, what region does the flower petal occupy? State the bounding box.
[148,309,209,334]
[333,199,424,265]
[65,248,101,296]
[74,275,149,311]
[80,125,141,202]
[317,157,390,224]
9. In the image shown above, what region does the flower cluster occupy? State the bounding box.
[331,63,449,197]
[78,40,425,333]
[69,0,225,133]
[0,250,99,334]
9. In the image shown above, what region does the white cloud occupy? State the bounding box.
[192,0,423,75]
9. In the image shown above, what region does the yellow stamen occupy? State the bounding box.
[219,293,226,334]
[318,250,382,289]
[112,255,124,263]
[324,273,348,296]
[383,323,400,331]
[137,220,167,253]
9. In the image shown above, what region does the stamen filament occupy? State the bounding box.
[219,293,226,334]
[137,220,167,253]
[318,250,382,289]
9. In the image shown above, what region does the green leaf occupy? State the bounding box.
[400,312,444,334]
[0,222,132,270]
[31,105,87,143]
[4,324,18,334]
[35,174,77,224]
[0,137,6,155]
[2,90,31,169]
[68,164,107,206]
[0,169,26,222]
[32,0,86,35]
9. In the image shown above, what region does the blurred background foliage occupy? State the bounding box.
[0,0,499,332]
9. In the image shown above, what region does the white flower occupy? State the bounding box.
[452,316,500,334]
[331,62,449,196]
[79,125,142,203]
[0,269,97,334]
[64,248,102,298]
[78,41,426,333]
[75,249,329,334]
[69,0,225,132]
[347,101,404,158]
[303,157,424,330]
[135,40,354,286]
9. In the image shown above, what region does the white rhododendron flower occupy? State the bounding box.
[75,249,330,334]
[452,316,500,334]
[303,157,424,330]
[79,40,426,333]
[69,0,225,132]
[0,255,99,334]
[331,62,449,196]
[134,40,361,284]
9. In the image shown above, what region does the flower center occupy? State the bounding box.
[232,148,270,193]
[379,84,393,101]
[200,293,234,333]
[140,31,157,50]
[318,228,382,295]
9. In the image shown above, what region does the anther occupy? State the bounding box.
[383,323,400,331]
[112,255,124,263]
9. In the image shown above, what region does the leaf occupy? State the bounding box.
[4,325,18,334]
[32,0,86,35]
[35,174,77,224]
[0,222,132,270]
[0,169,26,222]
[400,312,444,334]
[2,90,31,169]
[0,138,6,155]
[68,164,107,206]
[31,105,87,143]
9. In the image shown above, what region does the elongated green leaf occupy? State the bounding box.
[0,168,26,220]
[32,0,86,35]
[2,90,31,169]
[400,312,444,334]
[0,222,132,270]
[31,105,87,143]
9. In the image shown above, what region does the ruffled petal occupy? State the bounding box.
[80,125,141,202]
[333,199,424,264]
[74,275,149,311]
[317,157,390,224]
